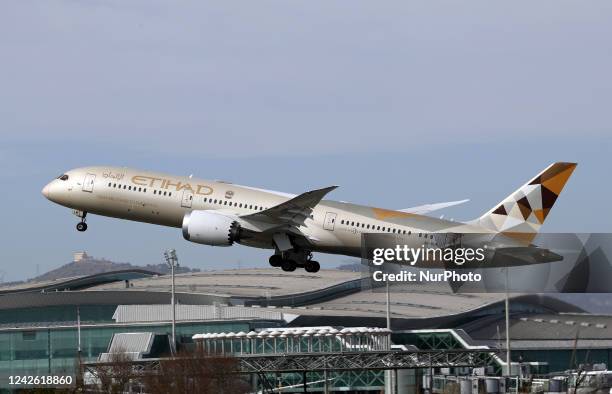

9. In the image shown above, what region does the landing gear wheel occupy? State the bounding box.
[304,260,320,273]
[76,222,88,232]
[281,260,297,272]
[269,255,283,267]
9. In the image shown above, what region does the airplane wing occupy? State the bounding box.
[240,185,338,228]
[398,199,469,215]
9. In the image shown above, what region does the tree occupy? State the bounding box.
[80,347,249,394]
[142,348,249,394]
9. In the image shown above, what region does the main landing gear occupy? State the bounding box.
[76,211,88,232]
[269,251,320,273]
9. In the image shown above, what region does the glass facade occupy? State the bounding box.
[0,305,117,325]
[0,320,269,380]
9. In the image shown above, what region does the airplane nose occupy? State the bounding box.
[42,184,51,199]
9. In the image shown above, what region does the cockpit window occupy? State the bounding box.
[58,174,69,181]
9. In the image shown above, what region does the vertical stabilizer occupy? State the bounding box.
[475,162,576,238]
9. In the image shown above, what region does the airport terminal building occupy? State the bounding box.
[1,268,611,392]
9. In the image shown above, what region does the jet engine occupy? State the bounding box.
[182,210,241,246]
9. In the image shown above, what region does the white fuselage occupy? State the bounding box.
[42,166,484,258]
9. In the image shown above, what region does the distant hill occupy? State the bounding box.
[30,258,200,283]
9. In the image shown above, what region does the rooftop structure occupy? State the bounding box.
[73,251,89,263]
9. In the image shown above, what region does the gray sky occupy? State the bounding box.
[0,1,611,282]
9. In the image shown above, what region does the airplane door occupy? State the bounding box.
[323,212,337,231]
[82,173,96,193]
[181,190,193,208]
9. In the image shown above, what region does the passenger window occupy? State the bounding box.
[108,182,111,187]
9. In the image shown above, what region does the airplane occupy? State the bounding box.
[42,162,576,273]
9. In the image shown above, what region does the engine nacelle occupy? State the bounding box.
[182,210,241,246]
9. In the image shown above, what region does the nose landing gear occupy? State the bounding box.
[75,211,88,232]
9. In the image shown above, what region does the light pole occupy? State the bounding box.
[164,249,179,354]
[505,267,511,377]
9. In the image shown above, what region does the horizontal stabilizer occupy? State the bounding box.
[399,199,469,215]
